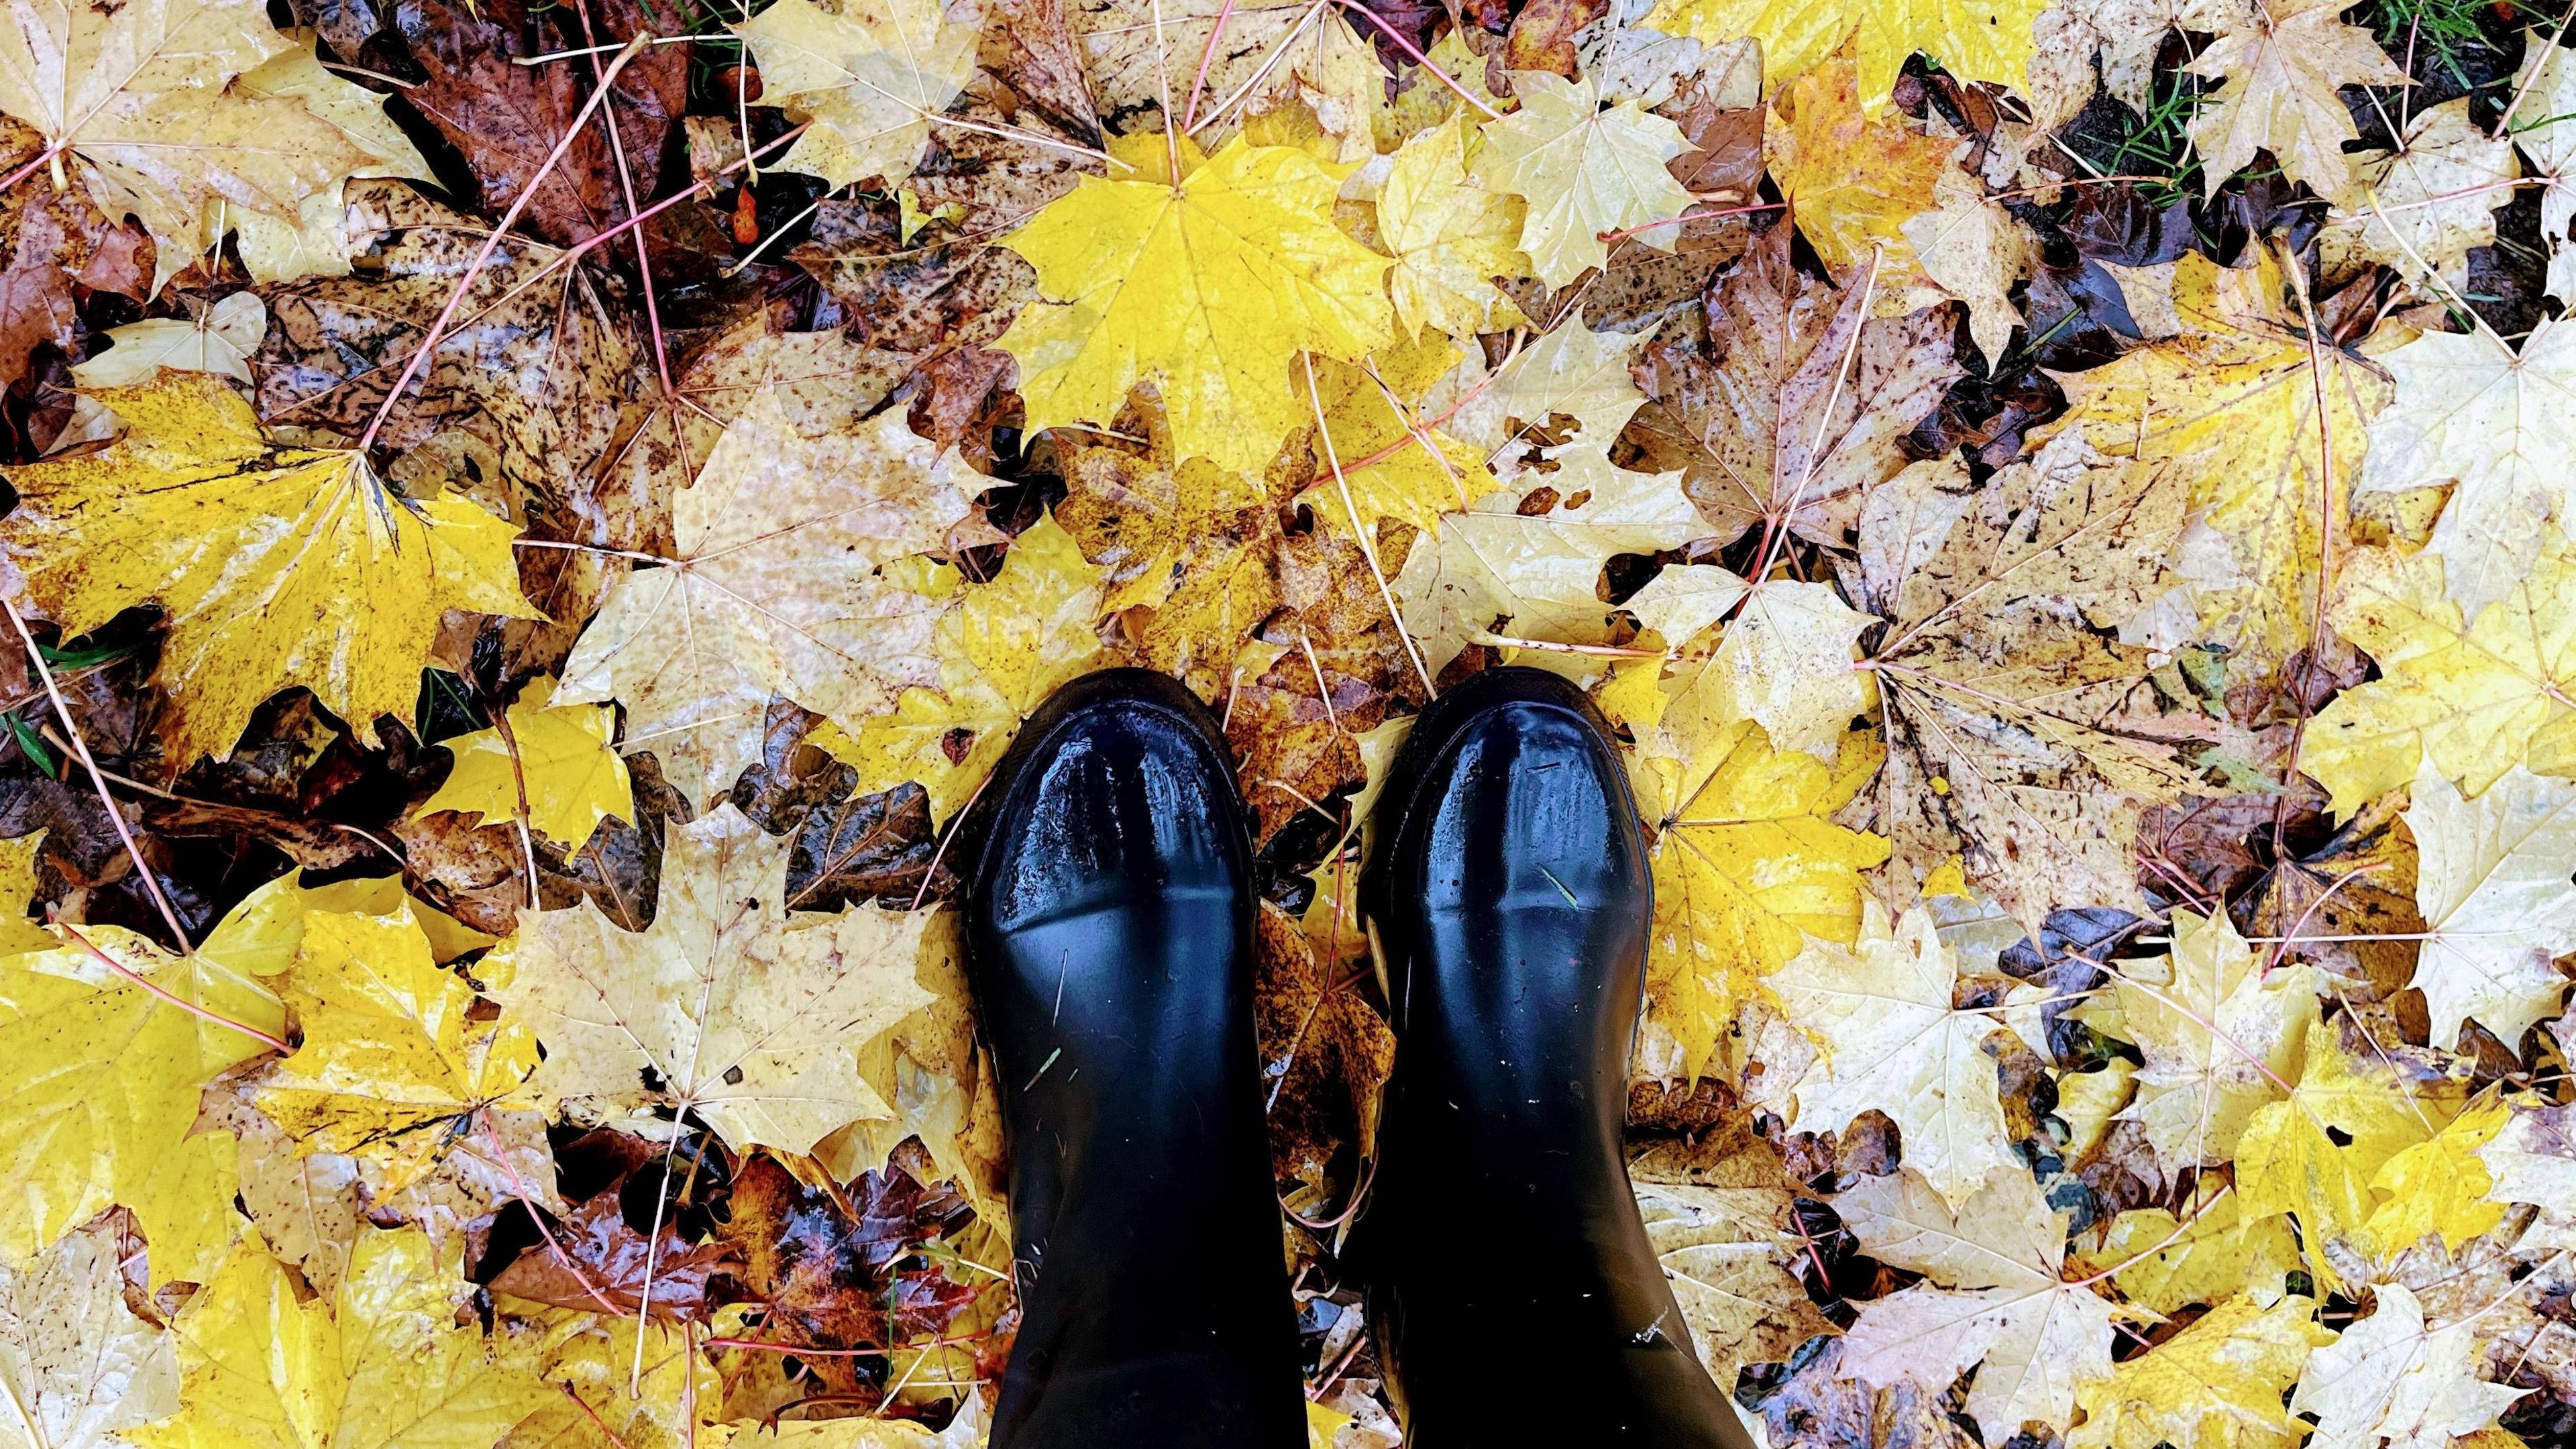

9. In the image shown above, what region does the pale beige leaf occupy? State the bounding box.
[0,1223,179,1449]
[1472,70,1694,287]
[2405,762,2576,1049]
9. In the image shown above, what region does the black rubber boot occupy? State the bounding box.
[961,668,1307,1449]
[1356,667,1756,1449]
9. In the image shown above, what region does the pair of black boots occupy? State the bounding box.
[962,667,1753,1448]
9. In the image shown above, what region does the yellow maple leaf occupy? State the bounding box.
[0,0,377,290]
[2072,1183,2302,1316]
[1764,42,1951,272]
[417,679,633,853]
[734,0,981,190]
[1638,2,2044,105]
[1297,337,1497,537]
[2300,543,2576,816]
[2070,1293,2333,1449]
[2238,1020,2467,1289]
[2364,1097,2510,1253]
[1635,718,1890,1080]
[133,1228,551,1449]
[488,803,938,1157]
[0,873,327,1282]
[0,376,535,766]
[1375,113,1532,337]
[255,905,539,1193]
[996,132,1393,476]
[502,1310,728,1449]
[2045,251,2392,661]
[1471,70,1694,288]
[832,515,1111,820]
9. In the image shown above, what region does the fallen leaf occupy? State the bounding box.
[419,678,633,854]
[221,34,435,283]
[0,374,535,765]
[2403,763,2576,1050]
[2070,1293,2332,1449]
[2070,1183,2301,1316]
[0,1221,180,1449]
[1073,0,1385,161]
[2351,317,2576,622]
[737,0,984,190]
[2106,908,2318,1174]
[1857,429,2199,926]
[1375,114,1532,338]
[2290,1282,2528,1449]
[556,392,975,808]
[1765,42,1950,273]
[254,904,540,1193]
[996,131,1392,475]
[1638,0,2045,104]
[2337,99,2518,287]
[1767,901,2010,1207]
[2364,1097,2510,1254]
[1628,223,1962,548]
[2299,543,2576,818]
[2042,250,2392,663]
[1392,457,1701,675]
[1635,718,1890,1080]
[828,515,1109,820]
[1652,577,1876,764]
[1835,1165,2118,1444]
[1633,1180,1833,1383]
[133,1228,552,1449]
[2182,0,2407,206]
[489,803,939,1157]
[70,292,266,388]
[0,0,374,289]
[1471,70,1695,288]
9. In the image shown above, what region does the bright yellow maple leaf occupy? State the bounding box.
[0,376,535,765]
[2300,543,2576,816]
[1471,70,1694,288]
[1297,337,1496,537]
[1375,113,1531,338]
[2045,251,2392,661]
[1764,42,1950,272]
[995,132,1393,475]
[0,873,325,1282]
[2072,1183,2302,1316]
[255,905,539,1193]
[417,678,633,853]
[2237,1020,2467,1289]
[1635,718,1890,1080]
[2070,1294,2332,1449]
[1637,2,2044,104]
[2364,1096,2510,1253]
[133,1228,551,1449]
[833,515,1111,820]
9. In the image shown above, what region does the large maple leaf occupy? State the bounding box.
[1856,431,2200,926]
[2402,763,2576,1050]
[2182,0,2406,205]
[0,0,374,290]
[1471,70,1693,288]
[2300,543,2576,816]
[557,390,975,807]
[1638,0,2046,105]
[488,804,938,1157]
[2044,251,2392,663]
[133,1229,551,1449]
[0,376,534,766]
[735,0,983,190]
[1835,1166,2118,1444]
[994,132,1393,475]
[2355,317,2576,621]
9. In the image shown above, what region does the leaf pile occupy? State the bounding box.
[0,0,2571,1442]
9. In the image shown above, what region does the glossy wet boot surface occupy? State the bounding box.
[1357,667,1753,1449]
[963,669,1305,1449]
